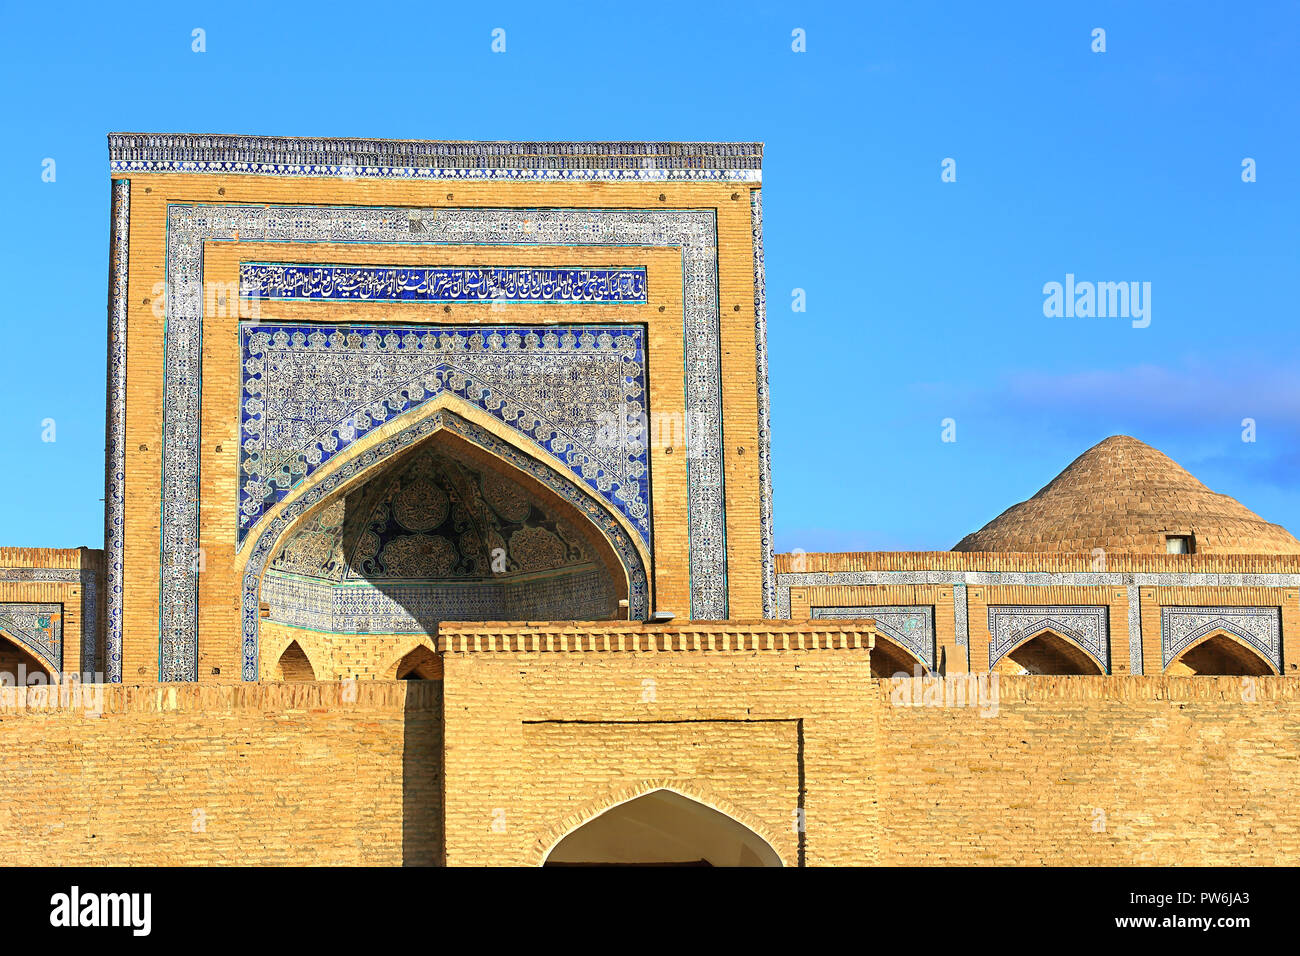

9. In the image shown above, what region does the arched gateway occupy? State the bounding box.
[543,789,784,867]
[240,406,650,680]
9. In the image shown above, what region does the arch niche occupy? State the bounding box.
[1166,630,1277,676]
[238,405,650,681]
[0,630,57,684]
[871,636,930,679]
[543,789,784,867]
[993,628,1106,676]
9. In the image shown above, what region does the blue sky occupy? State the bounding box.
[1,1,1297,552]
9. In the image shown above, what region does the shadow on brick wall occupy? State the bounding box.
[401,680,445,865]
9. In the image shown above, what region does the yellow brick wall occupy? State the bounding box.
[0,681,441,866]
[0,637,1297,865]
[258,619,437,680]
[875,675,1300,865]
[438,620,879,866]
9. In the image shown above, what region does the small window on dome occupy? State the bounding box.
[1166,535,1193,554]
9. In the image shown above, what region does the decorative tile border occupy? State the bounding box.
[241,409,649,680]
[104,178,129,683]
[153,204,728,681]
[240,263,647,304]
[812,605,935,670]
[1127,585,1143,675]
[1161,606,1281,671]
[0,568,82,583]
[80,569,98,676]
[988,605,1109,672]
[237,322,650,547]
[751,190,775,617]
[953,583,969,651]
[109,134,762,183]
[263,566,613,634]
[0,603,63,675]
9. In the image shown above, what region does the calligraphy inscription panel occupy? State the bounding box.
[240,263,648,304]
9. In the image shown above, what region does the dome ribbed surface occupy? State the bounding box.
[953,435,1300,554]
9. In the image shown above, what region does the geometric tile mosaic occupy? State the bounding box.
[238,323,649,548]
[103,177,130,683]
[109,134,763,184]
[261,567,614,634]
[749,189,775,616]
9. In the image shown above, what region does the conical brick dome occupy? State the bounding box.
[953,435,1300,554]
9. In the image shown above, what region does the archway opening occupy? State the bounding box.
[394,645,441,680]
[1168,632,1274,676]
[0,631,56,684]
[996,630,1104,676]
[871,637,929,678]
[257,428,632,645]
[544,789,782,867]
[276,640,316,681]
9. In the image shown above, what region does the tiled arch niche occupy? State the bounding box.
[240,408,650,680]
[258,423,630,638]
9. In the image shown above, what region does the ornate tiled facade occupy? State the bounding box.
[92,135,776,681]
[155,203,727,680]
[987,605,1109,672]
[811,605,935,670]
[1161,605,1282,671]
[776,554,1299,676]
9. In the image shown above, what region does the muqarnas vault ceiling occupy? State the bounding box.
[261,440,621,634]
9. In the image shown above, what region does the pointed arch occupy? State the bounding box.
[995,628,1106,676]
[1160,608,1282,675]
[275,640,317,681]
[0,607,61,681]
[871,636,930,678]
[539,786,785,867]
[389,643,442,680]
[1167,630,1278,676]
[810,606,936,676]
[0,629,57,683]
[988,607,1109,675]
[237,402,649,680]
